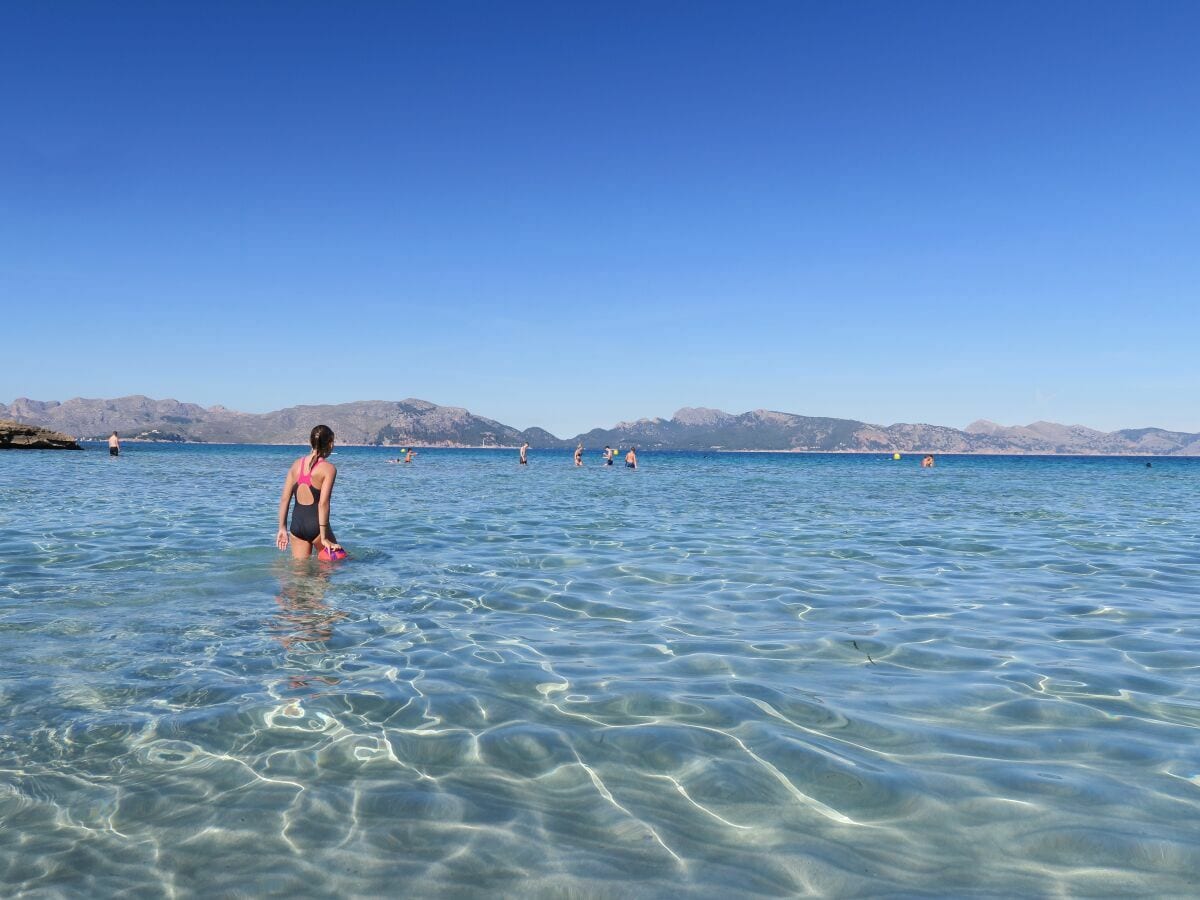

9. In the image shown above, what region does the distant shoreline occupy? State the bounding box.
[79,440,1189,458]
[9,395,1196,457]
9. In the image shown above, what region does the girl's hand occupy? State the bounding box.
[276,528,289,551]
[325,540,344,554]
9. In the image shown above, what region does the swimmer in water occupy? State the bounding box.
[404,449,415,463]
[625,447,637,469]
[108,431,120,457]
[519,442,529,465]
[574,443,583,466]
[922,455,935,468]
[603,445,614,466]
[276,424,344,560]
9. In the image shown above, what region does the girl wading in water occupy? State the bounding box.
[276,425,345,560]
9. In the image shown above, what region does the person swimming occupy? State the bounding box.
[276,424,344,560]
[922,455,935,468]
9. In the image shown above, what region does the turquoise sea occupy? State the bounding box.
[2,444,1198,897]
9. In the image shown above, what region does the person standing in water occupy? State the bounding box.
[574,443,584,466]
[602,445,614,466]
[108,431,120,457]
[276,424,344,560]
[922,455,935,468]
[625,447,638,469]
[519,442,529,465]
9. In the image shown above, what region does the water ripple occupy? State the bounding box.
[2,447,1198,896]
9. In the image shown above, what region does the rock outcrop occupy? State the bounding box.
[0,419,81,450]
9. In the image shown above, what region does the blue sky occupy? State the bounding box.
[3,1,1197,437]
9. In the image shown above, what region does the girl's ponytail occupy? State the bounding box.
[310,424,334,458]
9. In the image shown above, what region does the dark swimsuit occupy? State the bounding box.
[289,456,326,542]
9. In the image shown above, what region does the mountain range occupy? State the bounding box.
[2,396,1198,455]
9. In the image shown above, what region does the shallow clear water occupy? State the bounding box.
[2,445,1198,897]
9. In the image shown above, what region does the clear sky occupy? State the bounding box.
[3,1,1198,437]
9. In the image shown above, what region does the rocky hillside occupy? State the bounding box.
[0,397,566,447]
[581,407,1200,454]
[1,396,1196,454]
[963,420,1200,455]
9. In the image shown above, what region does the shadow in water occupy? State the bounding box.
[271,558,348,694]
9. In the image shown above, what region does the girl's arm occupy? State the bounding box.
[276,461,297,550]
[317,465,341,551]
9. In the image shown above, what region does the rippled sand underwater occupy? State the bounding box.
[2,445,1199,897]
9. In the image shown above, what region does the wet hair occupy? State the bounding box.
[310,424,335,458]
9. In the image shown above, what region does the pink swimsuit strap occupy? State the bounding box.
[297,455,324,486]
